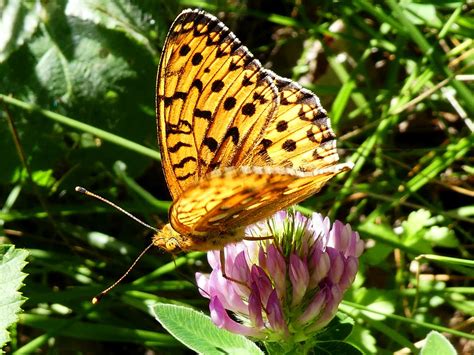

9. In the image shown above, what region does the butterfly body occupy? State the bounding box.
[155,9,352,253]
[153,223,245,252]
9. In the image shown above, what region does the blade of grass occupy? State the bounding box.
[19,313,179,345]
[340,301,474,340]
[0,94,161,161]
[367,135,474,221]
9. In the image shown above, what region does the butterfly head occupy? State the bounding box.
[152,223,185,253]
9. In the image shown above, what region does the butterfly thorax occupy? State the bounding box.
[152,223,245,252]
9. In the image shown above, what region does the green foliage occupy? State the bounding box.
[152,303,264,354]
[0,0,472,353]
[314,341,362,355]
[153,303,358,355]
[0,245,28,349]
[0,0,41,63]
[400,209,459,251]
[420,331,457,355]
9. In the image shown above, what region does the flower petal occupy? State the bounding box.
[328,220,346,251]
[266,290,288,336]
[289,253,309,306]
[248,283,264,328]
[340,256,359,290]
[207,250,221,269]
[296,286,326,325]
[307,285,343,332]
[309,249,330,285]
[347,230,364,257]
[208,269,247,313]
[195,272,210,298]
[230,250,251,296]
[327,248,344,284]
[267,244,286,298]
[210,296,262,337]
[250,265,273,305]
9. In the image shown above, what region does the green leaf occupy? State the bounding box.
[346,325,377,355]
[13,169,56,189]
[314,341,362,355]
[315,316,354,342]
[400,2,441,27]
[0,245,29,348]
[0,0,41,62]
[424,226,459,248]
[151,303,263,355]
[403,209,431,237]
[420,331,456,355]
[65,0,155,56]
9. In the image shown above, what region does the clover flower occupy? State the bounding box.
[195,210,364,343]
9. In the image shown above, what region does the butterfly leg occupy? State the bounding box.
[219,249,248,287]
[242,236,275,242]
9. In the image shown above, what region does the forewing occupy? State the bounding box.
[169,164,352,236]
[247,72,340,171]
[156,9,278,200]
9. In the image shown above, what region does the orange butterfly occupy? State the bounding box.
[152,9,352,253]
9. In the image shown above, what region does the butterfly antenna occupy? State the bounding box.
[92,242,155,304]
[75,186,159,233]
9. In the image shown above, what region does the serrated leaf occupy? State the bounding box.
[0,0,41,62]
[30,32,134,103]
[151,303,263,355]
[420,331,456,355]
[0,245,29,348]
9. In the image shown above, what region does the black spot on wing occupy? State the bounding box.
[172,156,197,169]
[192,52,203,65]
[223,97,236,111]
[194,109,212,120]
[276,120,288,132]
[282,139,296,152]
[192,79,203,92]
[211,80,224,92]
[167,120,192,134]
[179,44,190,56]
[169,141,192,153]
[203,137,218,152]
[242,75,253,86]
[174,91,187,100]
[242,103,256,116]
[176,172,195,181]
[260,139,272,149]
[224,127,239,145]
[253,92,268,104]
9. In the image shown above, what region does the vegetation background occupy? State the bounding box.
[1,0,472,353]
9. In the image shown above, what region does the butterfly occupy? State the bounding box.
[153,9,352,253]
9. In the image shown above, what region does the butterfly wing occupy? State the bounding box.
[246,72,340,171]
[156,9,278,200]
[169,164,352,236]
[158,9,353,244]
